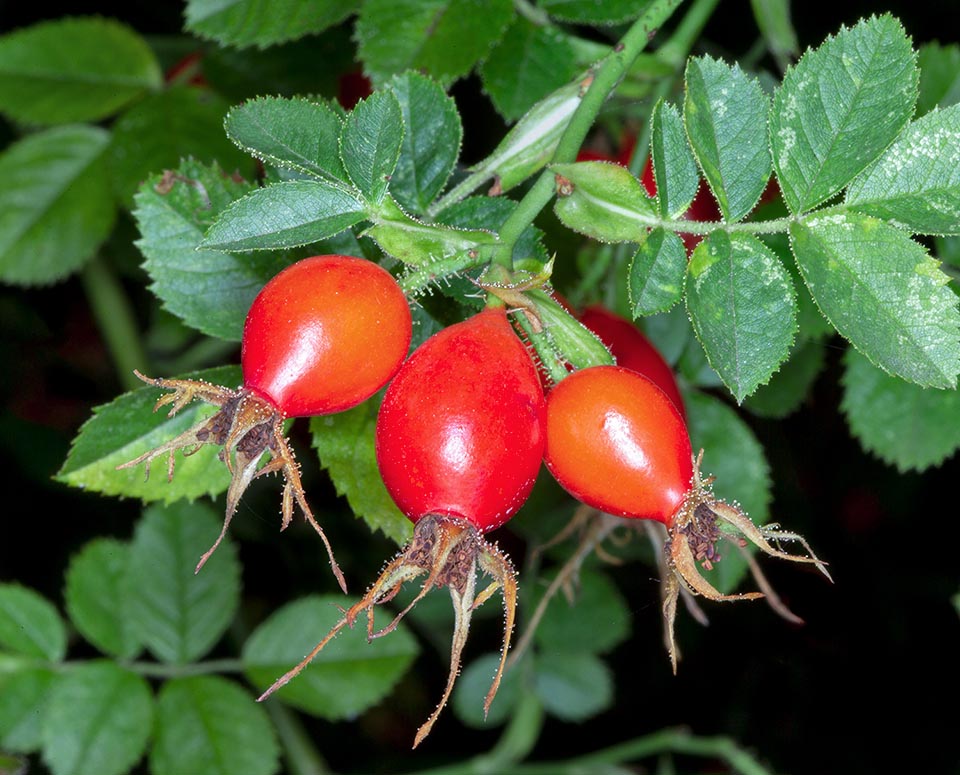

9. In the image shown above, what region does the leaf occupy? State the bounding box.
[770,15,918,213]
[650,100,700,219]
[845,104,960,235]
[310,400,413,546]
[917,42,960,115]
[0,125,115,285]
[480,16,579,122]
[532,568,630,655]
[242,595,418,720]
[368,196,497,266]
[224,96,347,183]
[151,676,279,775]
[340,90,404,204]
[842,348,960,472]
[0,667,56,753]
[684,55,770,221]
[552,161,656,243]
[744,339,826,419]
[537,0,653,24]
[452,653,522,727]
[41,662,153,775]
[685,389,771,595]
[436,196,548,267]
[64,539,141,659]
[356,0,514,85]
[791,213,960,388]
[0,17,161,124]
[0,585,66,662]
[134,162,290,341]
[200,179,367,251]
[127,502,241,664]
[185,0,360,49]
[628,228,687,316]
[56,365,240,503]
[203,33,354,101]
[108,86,256,207]
[534,652,613,722]
[685,232,797,402]
[386,72,462,214]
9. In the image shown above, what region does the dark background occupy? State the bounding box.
[1,2,956,774]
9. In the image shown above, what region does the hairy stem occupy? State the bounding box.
[490,0,686,267]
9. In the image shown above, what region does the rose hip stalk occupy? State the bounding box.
[258,307,546,747]
[118,255,412,590]
[544,365,830,671]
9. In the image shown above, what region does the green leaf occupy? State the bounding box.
[744,339,826,418]
[356,0,514,85]
[64,539,141,659]
[480,17,579,122]
[0,667,55,753]
[0,18,161,124]
[532,568,630,655]
[224,96,347,183]
[537,0,652,24]
[386,72,462,214]
[0,125,115,285]
[552,161,656,243]
[842,349,960,472]
[310,400,413,546]
[686,232,797,402]
[791,213,960,388]
[340,90,404,205]
[453,653,522,728]
[917,42,960,115]
[56,366,240,503]
[151,676,279,775]
[243,595,418,720]
[771,15,918,213]
[368,196,497,266]
[684,55,770,221]
[685,389,771,595]
[534,652,613,722]
[134,161,289,341]
[650,100,700,219]
[478,78,584,193]
[127,502,241,664]
[203,33,354,101]
[200,179,367,251]
[0,585,66,662]
[185,0,360,49]
[41,662,153,775]
[845,104,960,235]
[108,86,255,207]
[628,228,687,316]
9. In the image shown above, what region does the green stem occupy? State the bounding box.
[122,658,245,678]
[492,0,685,265]
[411,692,545,775]
[80,256,149,391]
[264,700,333,775]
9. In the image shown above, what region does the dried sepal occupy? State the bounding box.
[257,514,517,749]
[660,451,830,672]
[117,371,345,590]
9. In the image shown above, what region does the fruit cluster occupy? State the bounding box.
[123,254,826,747]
